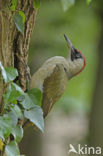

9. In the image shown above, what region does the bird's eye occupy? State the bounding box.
[71,48,82,61]
[76,52,82,58]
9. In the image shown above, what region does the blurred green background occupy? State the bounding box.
[20,0,103,155]
[29,0,99,113]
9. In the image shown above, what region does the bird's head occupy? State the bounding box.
[64,34,86,79]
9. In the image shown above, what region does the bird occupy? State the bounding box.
[30,35,86,118]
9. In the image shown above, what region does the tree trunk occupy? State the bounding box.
[89,0,103,150]
[0,0,37,108]
[0,0,37,155]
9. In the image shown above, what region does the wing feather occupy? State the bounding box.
[42,64,68,118]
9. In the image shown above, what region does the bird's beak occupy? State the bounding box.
[64,34,73,58]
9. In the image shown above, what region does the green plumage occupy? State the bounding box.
[30,35,85,118]
[42,64,68,117]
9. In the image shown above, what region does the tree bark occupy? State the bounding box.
[0,1,37,155]
[89,0,103,150]
[0,0,37,107]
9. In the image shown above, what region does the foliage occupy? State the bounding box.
[86,0,92,4]
[10,0,18,11]
[9,0,25,33]
[33,0,40,9]
[7,0,92,33]
[24,106,44,132]
[0,1,41,155]
[8,0,40,33]
[13,13,25,33]
[5,141,20,156]
[9,0,91,32]
[61,0,92,11]
[61,0,75,11]
[0,62,44,155]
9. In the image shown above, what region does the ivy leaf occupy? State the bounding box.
[12,125,23,143]
[0,62,7,82]
[3,82,24,107]
[24,106,44,132]
[61,0,75,11]
[19,11,26,24]
[11,105,23,119]
[27,88,42,106]
[8,109,18,126]
[10,5,15,11]
[33,0,40,9]
[5,67,18,82]
[13,14,25,33]
[0,62,18,83]
[10,0,17,11]
[0,115,12,140]
[8,105,23,126]
[10,83,24,98]
[21,88,42,109]
[5,141,20,156]
[0,138,4,152]
[86,0,92,4]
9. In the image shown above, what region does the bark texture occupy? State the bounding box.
[0,1,37,154]
[14,0,37,91]
[0,0,37,107]
[0,7,16,110]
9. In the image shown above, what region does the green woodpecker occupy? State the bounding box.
[30,35,86,118]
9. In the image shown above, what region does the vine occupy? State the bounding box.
[0,62,44,155]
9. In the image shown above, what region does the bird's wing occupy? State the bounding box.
[42,64,68,118]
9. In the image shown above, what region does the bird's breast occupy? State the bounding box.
[30,56,69,91]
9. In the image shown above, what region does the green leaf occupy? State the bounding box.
[86,0,92,4]
[12,105,23,119]
[33,0,40,9]
[5,67,18,82]
[13,14,24,33]
[11,0,17,6]
[8,109,18,126]
[27,88,42,106]
[12,125,23,143]
[5,141,20,156]
[8,105,23,126]
[3,82,24,107]
[0,115,12,140]
[61,0,75,11]
[10,0,17,11]
[21,88,42,109]
[0,62,8,83]
[11,83,24,97]
[19,11,25,24]
[0,62,18,83]
[24,106,44,132]
[10,5,15,11]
